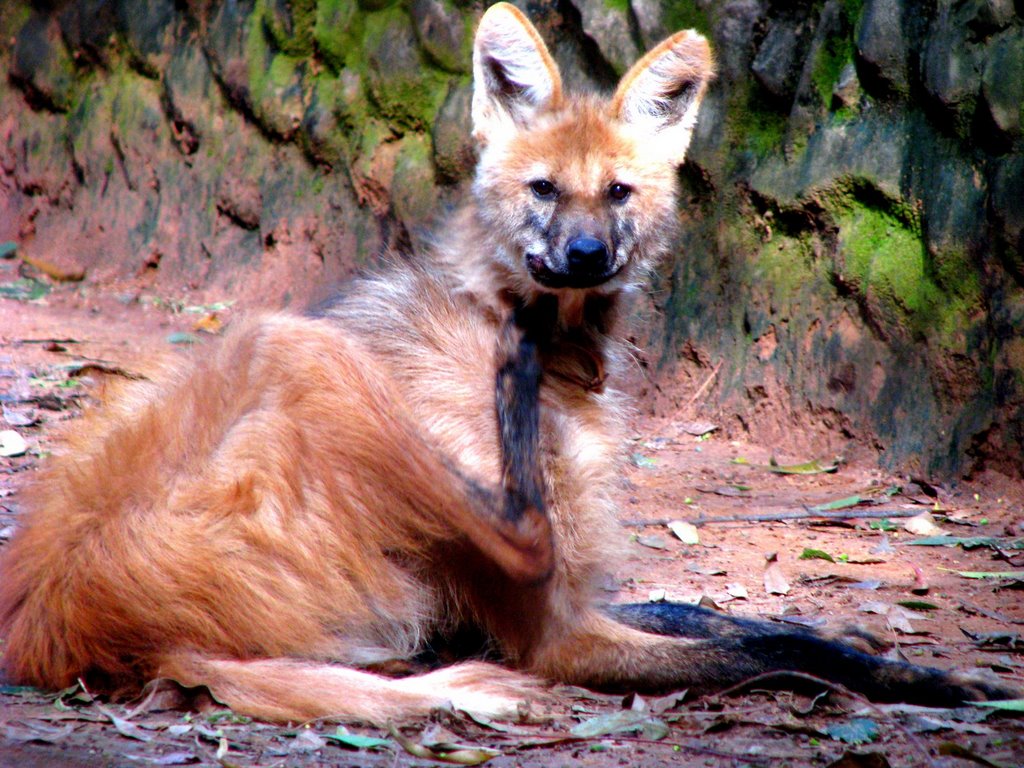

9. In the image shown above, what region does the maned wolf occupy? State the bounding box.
[0,3,1016,723]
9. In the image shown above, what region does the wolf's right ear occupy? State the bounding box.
[472,3,563,145]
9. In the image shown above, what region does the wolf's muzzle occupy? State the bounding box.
[529,236,618,289]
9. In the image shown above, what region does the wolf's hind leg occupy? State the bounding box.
[531,605,1021,706]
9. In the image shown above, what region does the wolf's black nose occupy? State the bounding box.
[566,237,609,273]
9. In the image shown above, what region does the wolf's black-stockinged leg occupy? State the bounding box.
[495,295,558,525]
[604,601,1017,705]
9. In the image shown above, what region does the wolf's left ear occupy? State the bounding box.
[472,3,563,145]
[611,31,715,164]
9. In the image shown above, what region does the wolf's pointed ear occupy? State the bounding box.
[472,3,563,144]
[611,31,714,164]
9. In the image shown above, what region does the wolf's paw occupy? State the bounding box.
[818,623,890,655]
[396,662,548,721]
[943,668,1022,703]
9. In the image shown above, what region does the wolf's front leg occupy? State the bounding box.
[488,295,560,579]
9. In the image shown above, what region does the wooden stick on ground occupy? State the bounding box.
[620,508,925,527]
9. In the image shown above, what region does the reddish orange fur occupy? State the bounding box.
[0,4,724,723]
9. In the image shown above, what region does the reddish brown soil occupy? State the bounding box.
[1,276,1022,768]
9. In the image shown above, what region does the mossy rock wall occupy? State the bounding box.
[662,0,1024,479]
[1,0,1023,477]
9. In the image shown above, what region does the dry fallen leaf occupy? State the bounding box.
[903,511,946,537]
[193,313,223,334]
[667,520,700,544]
[21,253,85,282]
[764,553,791,595]
[388,723,501,765]
[2,405,37,427]
[636,535,668,550]
[0,429,28,458]
[288,729,327,753]
[726,583,749,599]
[678,420,717,436]
[858,602,929,634]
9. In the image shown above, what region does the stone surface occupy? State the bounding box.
[630,0,665,48]
[982,28,1024,139]
[991,158,1024,269]
[921,4,984,134]
[410,0,469,73]
[855,0,909,96]
[713,0,763,81]
[11,11,77,112]
[432,82,476,185]
[752,19,807,100]
[573,0,641,75]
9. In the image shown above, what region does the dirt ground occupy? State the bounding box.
[0,265,1022,768]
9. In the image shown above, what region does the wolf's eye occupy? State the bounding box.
[608,183,632,202]
[530,179,557,199]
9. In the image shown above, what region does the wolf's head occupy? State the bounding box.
[469,3,714,305]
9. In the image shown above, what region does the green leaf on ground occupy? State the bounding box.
[324,730,392,750]
[811,495,862,511]
[166,332,200,345]
[907,537,1024,550]
[967,699,1024,712]
[824,718,880,745]
[0,278,50,301]
[768,457,840,475]
[570,709,669,740]
[943,570,1024,580]
[0,685,39,695]
[800,548,836,563]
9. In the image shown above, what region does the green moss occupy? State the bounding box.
[753,232,819,306]
[361,8,448,130]
[840,0,864,24]
[297,71,359,164]
[350,118,393,179]
[0,3,31,39]
[832,104,858,123]
[326,69,368,130]
[414,0,470,74]
[245,9,274,99]
[810,0,862,109]
[245,11,306,136]
[723,82,789,162]
[261,0,316,57]
[834,200,977,343]
[662,1,710,36]
[931,246,983,314]
[314,0,361,72]
[357,0,398,12]
[744,103,788,155]
[110,69,165,144]
[811,33,853,108]
[391,133,437,225]
[839,205,921,298]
